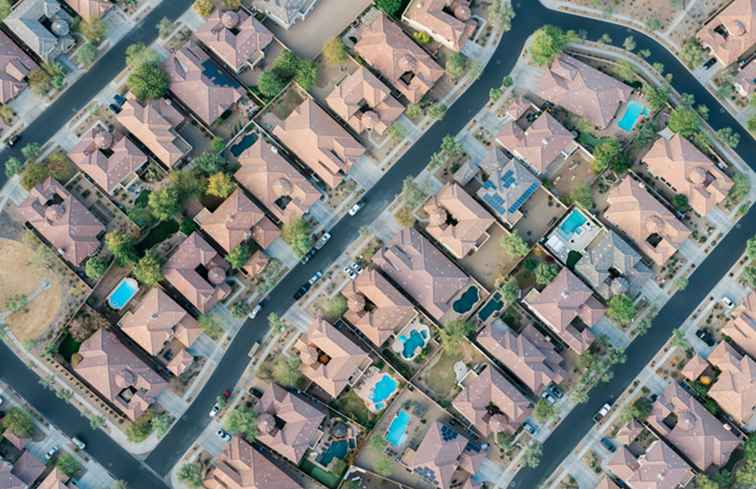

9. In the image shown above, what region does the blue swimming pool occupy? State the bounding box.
[107,278,139,310]
[559,209,588,238]
[385,409,411,448]
[230,133,258,157]
[617,101,649,132]
[452,286,480,314]
[478,293,504,322]
[370,374,398,411]
[399,328,428,360]
[317,439,349,466]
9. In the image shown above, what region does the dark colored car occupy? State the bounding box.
[300,248,316,264]
[294,283,311,299]
[600,437,616,453]
[6,134,20,147]
[696,328,716,347]
[547,384,563,399]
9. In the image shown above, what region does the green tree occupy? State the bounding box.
[323,37,347,65]
[533,399,557,422]
[127,62,169,101]
[56,453,81,477]
[281,217,312,257]
[105,231,136,265]
[4,157,22,178]
[85,255,110,281]
[295,59,318,91]
[271,356,303,387]
[206,172,235,198]
[268,313,286,334]
[194,152,226,175]
[0,0,10,20]
[646,18,663,31]
[671,328,690,350]
[198,314,223,340]
[374,457,393,477]
[489,87,503,103]
[158,18,175,39]
[21,142,42,161]
[148,185,181,221]
[446,52,467,79]
[81,17,106,45]
[405,103,422,119]
[132,251,162,286]
[500,232,529,258]
[230,301,251,319]
[151,412,173,437]
[746,236,756,261]
[257,70,287,99]
[749,115,756,133]
[75,42,98,67]
[428,103,447,120]
[530,26,574,66]
[622,36,636,51]
[668,107,700,137]
[177,463,204,488]
[439,319,474,352]
[193,0,214,16]
[593,139,629,174]
[502,75,513,87]
[716,127,740,149]
[679,38,707,68]
[224,405,258,440]
[272,51,299,78]
[413,31,432,44]
[401,178,428,208]
[2,407,34,437]
[672,193,690,212]
[736,460,756,488]
[375,0,404,17]
[125,412,153,442]
[125,43,159,68]
[499,278,519,305]
[28,67,52,96]
[523,443,542,468]
[320,294,348,321]
[607,293,636,326]
[535,262,559,285]
[570,184,593,209]
[638,48,651,58]
[743,265,756,288]
[386,122,406,143]
[226,243,252,270]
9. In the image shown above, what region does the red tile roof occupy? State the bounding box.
[204,437,303,489]
[0,31,37,104]
[196,9,273,73]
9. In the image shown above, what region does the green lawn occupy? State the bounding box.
[331,389,373,428]
[422,349,463,401]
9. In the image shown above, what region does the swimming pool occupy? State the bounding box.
[317,439,349,466]
[107,278,139,310]
[385,409,411,448]
[370,374,398,411]
[559,209,588,238]
[230,133,258,157]
[478,293,504,322]
[398,328,429,360]
[617,101,649,132]
[452,286,480,314]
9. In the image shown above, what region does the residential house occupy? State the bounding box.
[680,353,709,382]
[646,383,741,471]
[196,189,280,252]
[537,54,633,129]
[452,365,531,437]
[574,229,653,300]
[119,288,201,368]
[116,94,192,168]
[604,176,690,267]
[595,476,622,489]
[74,329,167,421]
[477,320,566,396]
[354,13,444,103]
[203,436,303,489]
[608,440,695,489]
[423,182,496,259]
[523,268,603,354]
[17,177,105,267]
[325,66,404,135]
[11,451,44,486]
[341,270,416,347]
[64,0,111,21]
[196,9,273,73]
[0,460,24,489]
[496,112,577,175]
[69,122,149,195]
[734,60,756,97]
[707,341,756,426]
[37,468,74,489]
[697,0,756,66]
[164,42,244,126]
[250,0,318,29]
[373,228,472,321]
[234,139,321,223]
[5,0,74,63]
[254,383,326,464]
[722,291,756,358]
[294,317,371,398]
[273,99,365,189]
[643,133,733,216]
[162,232,232,314]
[0,31,38,104]
[474,148,540,227]
[402,422,483,489]
[402,0,476,52]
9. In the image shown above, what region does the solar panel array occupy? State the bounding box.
[441,424,459,441]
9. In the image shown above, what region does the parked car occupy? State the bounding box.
[541,390,556,405]
[216,429,231,442]
[593,402,613,422]
[547,384,563,400]
[71,437,86,451]
[600,437,616,453]
[294,283,311,300]
[113,94,127,106]
[343,265,357,279]
[108,103,121,114]
[721,296,735,310]
[6,134,20,147]
[314,232,331,250]
[703,57,718,69]
[348,200,365,216]
[45,446,59,461]
[351,262,363,275]
[209,403,221,417]
[249,303,262,319]
[696,328,716,347]
[300,248,316,264]
[308,271,323,285]
[522,420,539,436]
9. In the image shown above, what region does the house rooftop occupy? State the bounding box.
[722,291,756,359]
[250,0,317,29]
[403,422,479,489]
[37,468,73,489]
[476,148,540,227]
[608,440,694,489]
[10,451,44,486]
[697,0,756,65]
[5,0,74,63]
[708,341,756,425]
[64,0,111,21]
[496,112,575,175]
[0,31,38,104]
[402,0,475,52]
[0,460,24,489]
[195,9,273,73]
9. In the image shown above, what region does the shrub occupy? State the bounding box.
[446,53,467,79]
[81,17,106,45]
[323,37,348,65]
[281,217,312,257]
[127,62,168,101]
[500,232,529,257]
[224,405,258,440]
[226,243,253,270]
[198,314,224,340]
[530,26,577,66]
[607,293,636,326]
[319,294,348,321]
[4,157,22,179]
[85,256,110,281]
[413,31,432,44]
[2,407,34,437]
[132,252,162,286]
[193,0,214,16]
[375,0,404,17]
[56,453,82,477]
[257,71,287,99]
[206,172,235,198]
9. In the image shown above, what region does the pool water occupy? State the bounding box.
[317,439,349,466]
[452,286,480,314]
[230,133,258,157]
[559,209,587,238]
[370,374,398,411]
[107,278,139,310]
[399,329,428,360]
[617,101,649,132]
[478,293,504,321]
[385,410,411,448]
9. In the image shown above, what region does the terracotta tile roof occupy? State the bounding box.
[163,232,231,313]
[196,9,273,73]
[203,436,303,489]
[373,228,471,320]
[574,230,652,300]
[235,139,320,223]
[496,112,575,174]
[69,122,148,194]
[0,31,37,104]
[273,99,365,189]
[643,133,733,216]
[242,250,269,278]
[196,189,277,252]
[325,66,404,135]
[165,42,244,126]
[615,419,644,445]
[342,270,416,347]
[697,0,756,65]
[537,54,632,129]
[17,177,105,267]
[505,98,535,121]
[404,422,469,489]
[1,430,26,451]
[37,468,72,489]
[0,460,25,489]
[680,353,708,382]
[403,0,474,51]
[476,148,540,226]
[254,383,326,463]
[250,0,317,28]
[452,365,531,437]
[604,176,690,267]
[734,60,756,96]
[119,287,200,355]
[10,451,43,486]
[595,476,622,489]
[646,383,741,471]
[294,318,371,398]
[523,268,602,354]
[250,216,280,249]
[477,321,566,396]
[75,329,167,420]
[117,94,191,168]
[722,291,756,358]
[354,13,444,103]
[166,349,194,376]
[423,183,495,259]
[707,341,756,425]
[608,440,694,489]
[64,0,111,21]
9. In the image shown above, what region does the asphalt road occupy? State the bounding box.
[1,0,754,488]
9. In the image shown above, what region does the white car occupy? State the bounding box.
[216,429,232,442]
[721,296,735,309]
[209,403,221,418]
[308,271,323,285]
[249,304,262,319]
[45,446,59,461]
[351,262,363,274]
[343,265,357,279]
[348,200,365,216]
[72,437,86,451]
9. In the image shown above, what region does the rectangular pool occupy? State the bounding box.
[385,409,411,448]
[617,101,649,132]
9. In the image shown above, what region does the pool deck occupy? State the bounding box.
[544,209,602,263]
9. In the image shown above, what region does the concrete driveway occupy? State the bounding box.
[265,0,373,58]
